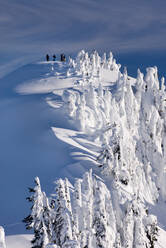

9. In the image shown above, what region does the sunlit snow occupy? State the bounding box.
[1,50,166,247]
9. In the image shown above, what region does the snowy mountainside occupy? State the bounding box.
[18,51,166,247]
[1,50,166,247]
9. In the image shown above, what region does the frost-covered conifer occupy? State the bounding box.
[114,232,121,248]
[62,90,77,118]
[81,170,93,246]
[23,50,166,247]
[144,215,158,248]
[0,226,6,248]
[97,142,113,170]
[23,177,52,248]
[93,179,108,248]
[53,179,76,247]
[102,53,107,69]
[107,52,113,70]
[93,178,116,247]
[123,203,134,248]
[160,77,165,93]
[72,179,82,239]
[98,83,104,98]
[75,103,85,131]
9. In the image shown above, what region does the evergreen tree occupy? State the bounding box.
[80,170,94,247]
[23,177,52,248]
[0,226,6,248]
[144,215,158,248]
[114,232,121,248]
[93,178,115,247]
[72,179,82,240]
[53,179,75,247]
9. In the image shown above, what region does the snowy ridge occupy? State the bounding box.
[61,50,166,203]
[4,50,166,247]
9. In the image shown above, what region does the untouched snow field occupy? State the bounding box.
[1,51,166,247]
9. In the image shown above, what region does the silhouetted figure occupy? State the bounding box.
[61,54,66,62]
[46,54,49,61]
[53,54,56,61]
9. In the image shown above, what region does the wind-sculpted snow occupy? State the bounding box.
[6,50,166,247]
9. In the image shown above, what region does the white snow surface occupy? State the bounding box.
[1,50,166,246]
[6,234,33,248]
[0,227,6,248]
[4,230,166,248]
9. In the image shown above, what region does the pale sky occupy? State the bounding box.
[1,0,166,76]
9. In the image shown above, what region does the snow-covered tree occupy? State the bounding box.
[0,227,6,248]
[144,215,158,248]
[52,178,76,247]
[93,178,116,247]
[72,179,82,240]
[114,232,121,248]
[23,177,52,248]
[23,50,165,248]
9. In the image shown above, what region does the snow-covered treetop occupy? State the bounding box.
[0,227,6,248]
[68,50,121,79]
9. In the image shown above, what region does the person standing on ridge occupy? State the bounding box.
[53,54,56,61]
[60,54,66,62]
[46,54,49,61]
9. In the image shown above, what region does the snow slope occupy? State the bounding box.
[0,56,118,234]
[0,61,77,234]
[1,50,166,247]
[0,55,120,234]
[6,234,32,248]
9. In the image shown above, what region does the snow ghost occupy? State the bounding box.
[0,227,6,248]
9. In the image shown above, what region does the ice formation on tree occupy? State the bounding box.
[63,50,166,203]
[0,227,6,248]
[23,177,53,248]
[63,51,122,132]
[24,50,166,247]
[25,170,159,248]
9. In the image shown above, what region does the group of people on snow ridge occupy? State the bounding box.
[46,54,66,62]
